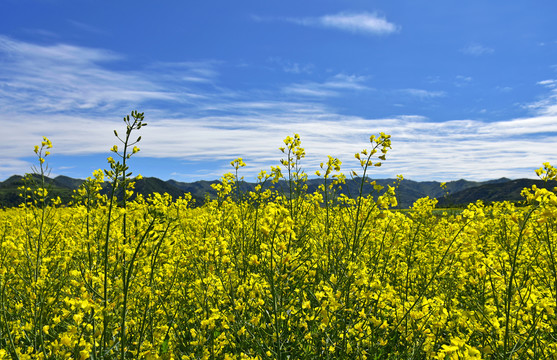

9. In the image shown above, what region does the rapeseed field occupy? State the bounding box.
[2,111,557,359]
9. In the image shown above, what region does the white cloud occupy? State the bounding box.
[400,88,446,98]
[326,74,369,89]
[525,79,557,116]
[0,35,215,114]
[289,12,399,35]
[0,158,34,179]
[460,43,494,56]
[496,86,513,93]
[147,61,220,84]
[538,79,557,88]
[0,35,120,64]
[283,62,314,74]
[1,36,557,183]
[284,85,338,97]
[318,12,399,35]
[267,57,314,74]
[282,73,371,98]
[5,105,557,182]
[455,75,472,87]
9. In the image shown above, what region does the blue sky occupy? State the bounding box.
[1,0,557,182]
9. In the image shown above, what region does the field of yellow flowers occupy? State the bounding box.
[2,111,557,359]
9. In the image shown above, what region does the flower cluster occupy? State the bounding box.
[2,116,557,359]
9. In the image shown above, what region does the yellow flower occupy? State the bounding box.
[249,254,260,265]
[60,334,72,346]
[80,350,90,360]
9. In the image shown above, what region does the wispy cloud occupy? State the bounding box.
[67,20,108,35]
[399,88,446,99]
[22,28,59,39]
[455,75,472,87]
[7,109,556,182]
[460,43,494,56]
[285,12,399,36]
[283,73,371,98]
[147,61,220,84]
[0,35,120,63]
[527,79,557,116]
[496,86,513,93]
[0,35,214,114]
[267,57,314,74]
[1,36,557,182]
[326,74,370,89]
[538,79,557,89]
[284,85,338,97]
[317,12,399,35]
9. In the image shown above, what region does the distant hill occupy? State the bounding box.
[0,173,550,209]
[437,178,557,207]
[133,177,190,200]
[0,174,76,206]
[53,175,85,189]
[166,179,220,203]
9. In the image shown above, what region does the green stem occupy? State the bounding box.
[103,171,119,357]
[503,206,536,356]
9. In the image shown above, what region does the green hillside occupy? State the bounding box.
[0,173,550,209]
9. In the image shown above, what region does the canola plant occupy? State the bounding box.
[1,111,557,359]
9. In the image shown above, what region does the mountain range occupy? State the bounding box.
[1,174,555,209]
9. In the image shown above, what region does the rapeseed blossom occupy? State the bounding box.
[4,122,557,359]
